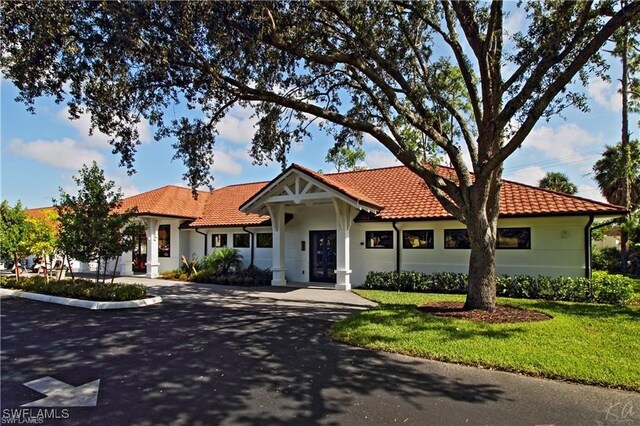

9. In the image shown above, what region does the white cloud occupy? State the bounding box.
[362,132,378,145]
[364,150,401,169]
[212,149,243,176]
[588,78,621,113]
[577,184,607,203]
[57,107,152,148]
[504,10,525,36]
[525,123,603,163]
[504,165,546,186]
[8,138,104,170]
[107,172,140,198]
[216,106,258,145]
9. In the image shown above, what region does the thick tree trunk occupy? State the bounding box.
[464,214,498,311]
[462,167,501,311]
[620,10,630,275]
[620,231,629,274]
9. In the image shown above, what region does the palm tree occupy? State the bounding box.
[538,172,578,195]
[593,140,640,274]
[593,141,640,206]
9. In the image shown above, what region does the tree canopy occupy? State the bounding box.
[54,162,140,284]
[0,200,28,279]
[3,1,639,309]
[326,145,366,172]
[593,140,640,207]
[538,172,578,195]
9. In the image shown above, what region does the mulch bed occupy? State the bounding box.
[417,302,552,323]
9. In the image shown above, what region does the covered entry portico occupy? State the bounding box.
[240,164,381,291]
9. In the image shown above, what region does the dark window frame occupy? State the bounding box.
[496,227,531,250]
[402,230,434,249]
[444,229,470,249]
[365,230,394,249]
[233,233,250,248]
[256,233,273,248]
[211,233,228,248]
[158,224,171,257]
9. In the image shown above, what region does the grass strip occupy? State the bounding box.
[329,290,640,391]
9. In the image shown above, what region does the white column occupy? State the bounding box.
[146,218,160,279]
[267,203,286,286]
[120,252,134,276]
[333,199,355,291]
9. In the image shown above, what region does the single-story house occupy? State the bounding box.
[27,164,626,289]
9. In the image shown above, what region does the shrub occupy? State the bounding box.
[363,270,634,305]
[591,271,635,305]
[161,268,189,281]
[199,247,243,275]
[592,247,622,274]
[190,264,271,287]
[0,277,148,301]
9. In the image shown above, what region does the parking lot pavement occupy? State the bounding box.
[1,283,639,425]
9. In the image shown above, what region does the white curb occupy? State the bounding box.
[0,288,162,310]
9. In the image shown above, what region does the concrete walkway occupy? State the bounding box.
[1,276,638,425]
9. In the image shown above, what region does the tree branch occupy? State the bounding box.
[487,1,640,174]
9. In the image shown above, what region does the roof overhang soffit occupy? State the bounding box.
[240,169,379,215]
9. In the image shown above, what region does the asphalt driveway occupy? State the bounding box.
[1,279,638,425]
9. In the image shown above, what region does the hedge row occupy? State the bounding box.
[362,270,635,305]
[0,276,147,302]
[191,265,272,287]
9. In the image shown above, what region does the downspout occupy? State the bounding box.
[195,228,208,257]
[243,226,255,266]
[584,215,595,279]
[392,221,401,273]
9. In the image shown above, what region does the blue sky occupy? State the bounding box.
[1,17,638,209]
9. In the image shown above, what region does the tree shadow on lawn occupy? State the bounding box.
[518,299,640,321]
[0,296,507,425]
[340,305,528,342]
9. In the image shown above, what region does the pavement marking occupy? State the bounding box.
[21,376,100,407]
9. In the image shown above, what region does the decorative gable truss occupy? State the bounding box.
[241,166,382,216]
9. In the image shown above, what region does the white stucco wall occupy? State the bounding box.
[347,215,590,285]
[147,212,590,285]
[185,227,272,270]
[153,218,183,273]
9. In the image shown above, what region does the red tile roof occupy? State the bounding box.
[325,165,625,220]
[187,182,270,228]
[66,164,624,228]
[115,185,211,219]
[25,206,58,221]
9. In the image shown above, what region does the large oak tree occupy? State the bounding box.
[2,1,639,310]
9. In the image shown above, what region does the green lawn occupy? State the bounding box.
[632,279,640,305]
[330,290,640,391]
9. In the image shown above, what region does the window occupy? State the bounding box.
[497,228,531,249]
[233,233,250,248]
[444,229,470,249]
[158,225,171,257]
[366,230,394,249]
[256,233,273,248]
[212,234,227,248]
[403,230,434,249]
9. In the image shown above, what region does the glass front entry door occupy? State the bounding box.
[309,231,337,283]
[132,229,147,273]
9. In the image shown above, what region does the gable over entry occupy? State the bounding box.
[240,164,382,290]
